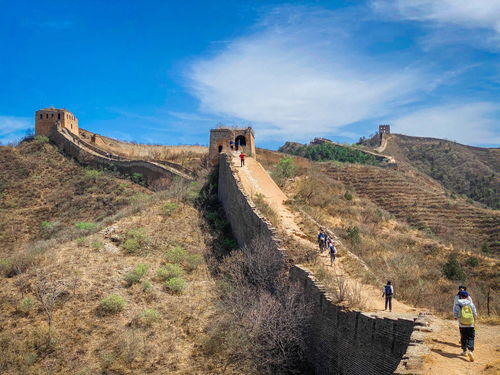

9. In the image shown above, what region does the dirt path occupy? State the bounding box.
[233,154,414,314]
[423,319,500,375]
[232,154,500,373]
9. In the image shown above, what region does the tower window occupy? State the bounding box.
[51,113,54,118]
[58,113,61,120]
[46,114,49,119]
[39,114,42,119]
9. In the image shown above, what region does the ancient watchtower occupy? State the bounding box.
[209,126,256,166]
[379,124,391,135]
[35,107,79,136]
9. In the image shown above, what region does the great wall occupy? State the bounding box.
[33,109,498,374]
[217,152,433,375]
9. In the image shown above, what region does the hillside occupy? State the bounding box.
[364,134,500,209]
[0,137,148,254]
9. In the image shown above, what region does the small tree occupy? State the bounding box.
[443,253,466,281]
[34,273,74,343]
[272,156,296,186]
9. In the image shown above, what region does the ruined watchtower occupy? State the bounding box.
[379,124,391,135]
[35,107,79,136]
[209,126,256,166]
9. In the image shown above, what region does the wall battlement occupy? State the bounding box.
[217,153,431,374]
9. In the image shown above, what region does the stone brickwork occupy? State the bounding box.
[47,125,191,187]
[217,153,432,374]
[35,107,79,136]
[209,127,256,166]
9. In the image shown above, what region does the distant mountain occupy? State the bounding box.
[376,134,499,210]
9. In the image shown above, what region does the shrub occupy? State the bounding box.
[272,156,296,186]
[443,253,466,281]
[124,264,148,287]
[481,242,492,254]
[18,297,34,314]
[344,191,353,201]
[165,277,186,294]
[184,254,203,272]
[467,257,479,267]
[77,236,86,247]
[141,280,153,292]
[164,245,188,264]
[122,228,150,254]
[84,169,103,180]
[157,264,184,281]
[34,135,49,144]
[92,241,104,250]
[100,295,126,314]
[138,309,160,327]
[0,258,13,277]
[346,226,361,245]
[75,222,97,232]
[161,202,177,216]
[131,172,145,185]
[40,221,60,239]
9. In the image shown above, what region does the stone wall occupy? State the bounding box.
[48,126,186,187]
[217,153,431,375]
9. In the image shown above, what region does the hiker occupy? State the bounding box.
[328,240,337,266]
[453,285,473,305]
[239,152,246,167]
[317,229,326,253]
[382,280,393,312]
[453,290,477,361]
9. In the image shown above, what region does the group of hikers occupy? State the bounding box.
[317,229,337,266]
[317,230,478,362]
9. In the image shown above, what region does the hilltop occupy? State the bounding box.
[359,133,500,210]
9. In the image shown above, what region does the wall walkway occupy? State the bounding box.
[217,153,431,375]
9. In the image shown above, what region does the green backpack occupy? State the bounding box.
[459,304,474,326]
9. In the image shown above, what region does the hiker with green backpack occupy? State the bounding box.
[453,290,477,362]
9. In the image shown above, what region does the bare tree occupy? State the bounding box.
[34,273,74,342]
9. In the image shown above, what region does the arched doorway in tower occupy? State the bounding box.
[234,135,246,151]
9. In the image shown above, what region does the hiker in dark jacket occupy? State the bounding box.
[317,230,326,253]
[382,281,393,312]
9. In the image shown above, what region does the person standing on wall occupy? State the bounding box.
[328,239,337,266]
[239,151,246,167]
[382,280,393,312]
[317,229,326,253]
[453,290,477,361]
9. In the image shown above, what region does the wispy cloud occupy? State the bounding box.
[0,116,32,144]
[392,102,500,146]
[187,7,429,141]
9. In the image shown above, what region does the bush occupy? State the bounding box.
[272,156,296,186]
[122,228,150,254]
[77,236,86,247]
[138,309,160,327]
[18,297,34,314]
[92,241,104,250]
[346,226,361,245]
[165,277,186,294]
[161,202,177,216]
[157,264,184,281]
[75,222,97,233]
[0,258,13,277]
[40,221,61,239]
[481,242,492,254]
[443,253,466,281]
[141,280,153,292]
[34,135,49,144]
[84,169,103,180]
[467,257,479,267]
[164,246,188,264]
[100,295,126,314]
[344,191,353,201]
[184,253,203,272]
[124,264,148,287]
[131,172,145,185]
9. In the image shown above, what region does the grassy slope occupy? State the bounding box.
[0,141,242,374]
[382,134,500,209]
[0,139,147,254]
[257,149,499,316]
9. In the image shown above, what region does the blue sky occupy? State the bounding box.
[1,0,499,148]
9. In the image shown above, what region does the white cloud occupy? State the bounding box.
[372,0,500,35]
[392,102,500,145]
[0,116,32,144]
[188,9,427,140]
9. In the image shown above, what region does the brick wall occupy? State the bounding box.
[217,153,431,375]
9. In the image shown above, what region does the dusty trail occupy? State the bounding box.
[233,154,414,314]
[232,154,500,374]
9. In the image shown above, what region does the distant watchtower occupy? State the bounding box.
[209,126,256,166]
[35,107,79,136]
[379,124,391,135]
